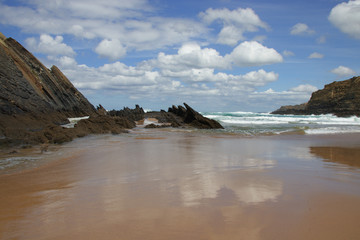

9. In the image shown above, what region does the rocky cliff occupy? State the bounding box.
[0,34,95,116]
[0,33,223,146]
[0,33,110,145]
[272,76,360,117]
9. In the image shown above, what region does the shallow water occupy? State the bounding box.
[1,129,360,239]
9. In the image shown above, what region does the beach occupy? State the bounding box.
[1,128,360,240]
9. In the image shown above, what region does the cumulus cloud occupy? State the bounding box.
[199,7,269,46]
[0,0,207,52]
[51,54,279,105]
[329,0,360,39]
[25,34,75,57]
[290,23,315,35]
[331,65,356,77]
[226,41,283,67]
[95,39,127,60]
[147,43,228,71]
[146,41,283,72]
[308,52,324,59]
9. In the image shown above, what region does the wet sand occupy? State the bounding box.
[1,130,360,240]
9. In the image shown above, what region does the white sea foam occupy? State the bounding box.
[305,126,360,135]
[0,156,42,170]
[203,112,360,135]
[62,116,90,128]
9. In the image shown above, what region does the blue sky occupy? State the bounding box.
[1,0,359,112]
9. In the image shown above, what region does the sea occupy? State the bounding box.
[202,111,360,135]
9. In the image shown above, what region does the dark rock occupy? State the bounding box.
[145,103,223,129]
[272,76,360,117]
[271,103,307,115]
[144,123,170,129]
[0,33,138,146]
[182,103,224,129]
[108,105,145,121]
[75,115,135,135]
[96,104,107,115]
[0,37,95,116]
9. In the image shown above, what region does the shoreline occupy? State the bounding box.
[2,128,360,176]
[1,129,360,239]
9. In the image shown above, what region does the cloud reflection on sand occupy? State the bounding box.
[179,158,282,206]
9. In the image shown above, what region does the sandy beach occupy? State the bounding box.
[1,129,360,240]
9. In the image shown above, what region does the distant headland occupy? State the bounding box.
[272,76,360,117]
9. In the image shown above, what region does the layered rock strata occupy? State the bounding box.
[0,33,133,145]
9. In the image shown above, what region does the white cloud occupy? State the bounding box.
[199,7,269,46]
[330,65,356,77]
[25,34,75,57]
[146,41,283,72]
[51,52,279,105]
[290,23,315,35]
[251,84,318,108]
[329,0,360,39]
[95,39,127,60]
[226,41,283,67]
[308,52,324,59]
[290,84,318,93]
[149,42,228,71]
[0,0,207,52]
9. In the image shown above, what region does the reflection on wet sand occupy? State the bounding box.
[310,146,360,168]
[1,132,360,239]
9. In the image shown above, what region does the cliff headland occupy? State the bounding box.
[272,76,360,117]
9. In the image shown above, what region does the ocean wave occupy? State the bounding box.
[203,112,360,135]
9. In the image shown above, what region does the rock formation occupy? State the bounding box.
[272,76,360,117]
[108,105,145,121]
[0,33,223,146]
[146,103,224,129]
[0,33,134,145]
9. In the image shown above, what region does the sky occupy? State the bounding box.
[0,0,359,112]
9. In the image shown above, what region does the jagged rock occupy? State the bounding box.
[145,103,223,129]
[182,103,224,129]
[108,105,145,121]
[96,104,107,115]
[0,33,138,146]
[0,36,95,116]
[272,76,360,117]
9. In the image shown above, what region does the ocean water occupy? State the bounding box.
[203,111,360,135]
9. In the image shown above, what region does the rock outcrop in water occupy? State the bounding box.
[272,76,360,117]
